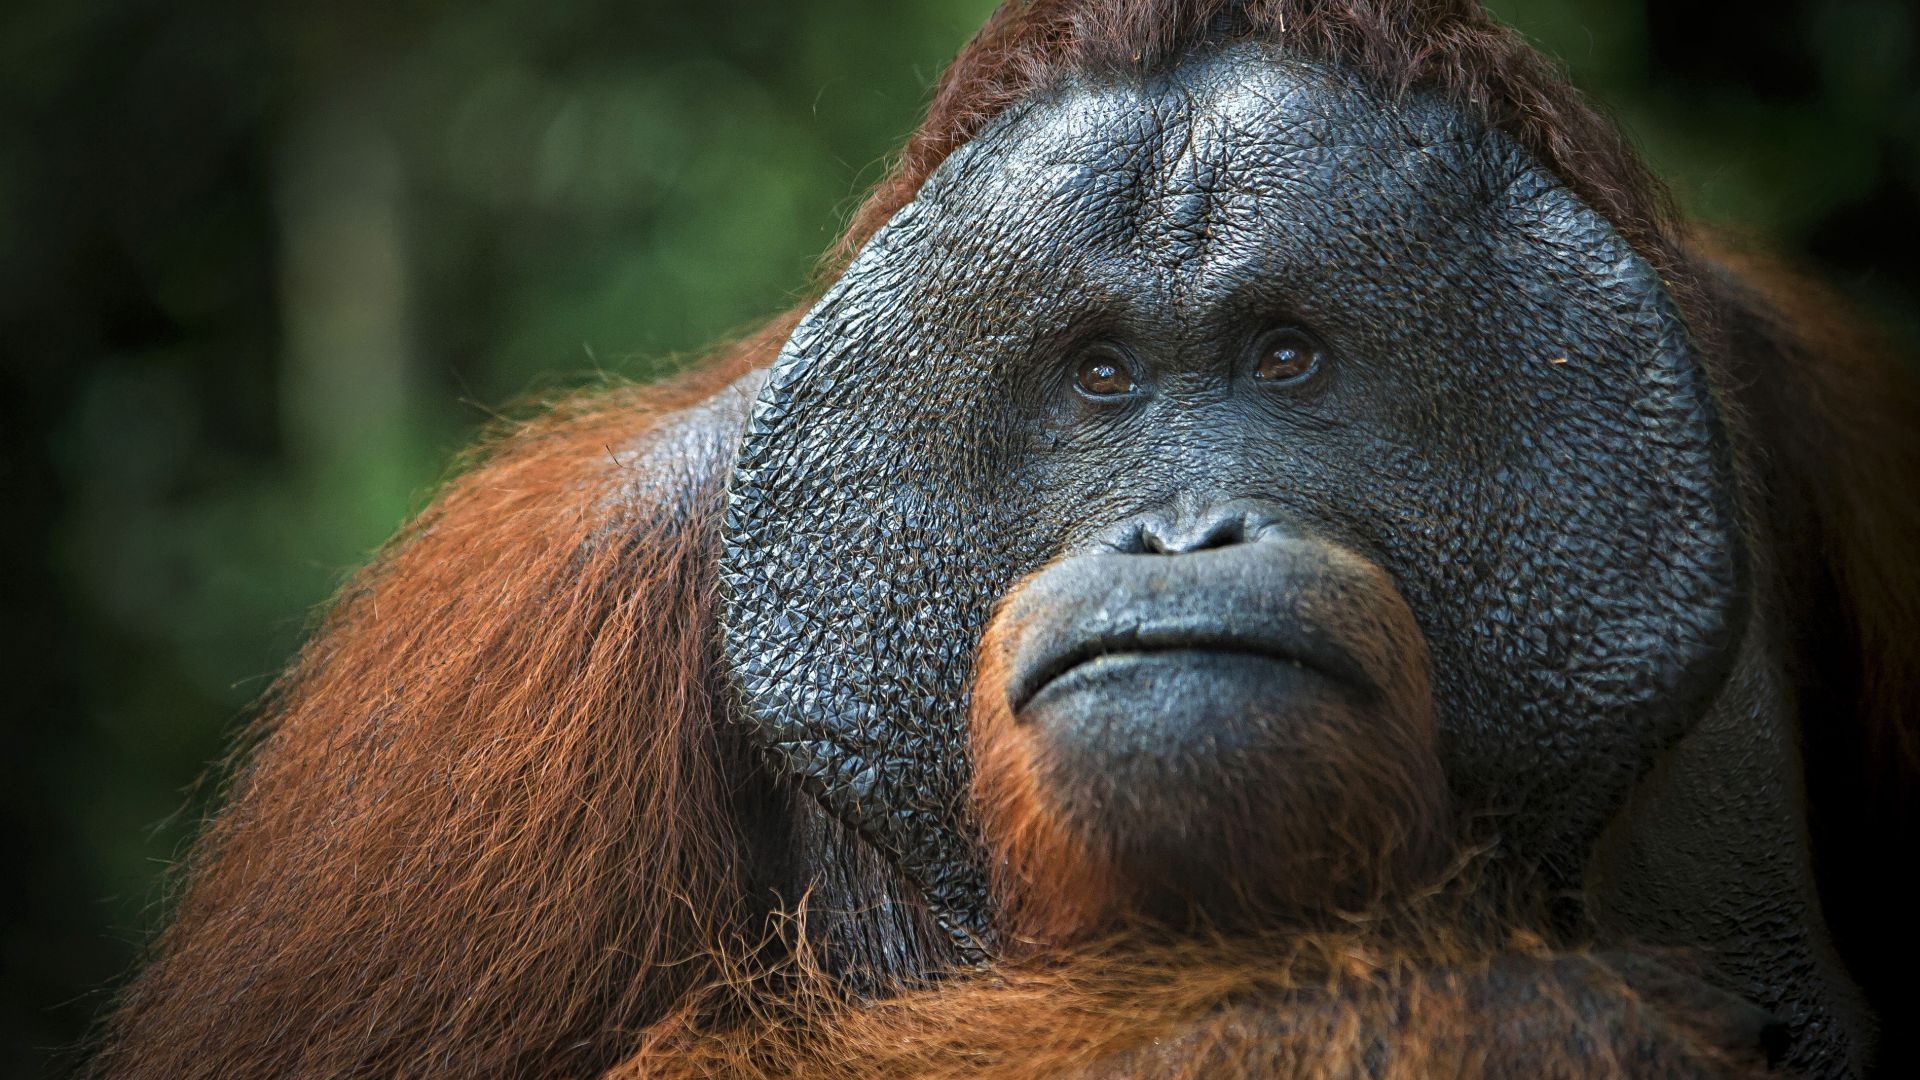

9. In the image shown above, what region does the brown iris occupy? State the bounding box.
[1254,329,1323,383]
[1075,353,1136,397]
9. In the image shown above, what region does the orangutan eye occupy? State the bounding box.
[1075,351,1138,398]
[1253,328,1325,384]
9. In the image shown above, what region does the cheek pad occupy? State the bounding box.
[721,209,1018,945]
[719,50,1739,944]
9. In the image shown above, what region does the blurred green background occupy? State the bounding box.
[2,0,1914,1074]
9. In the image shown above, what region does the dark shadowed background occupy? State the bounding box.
[2,0,1913,1074]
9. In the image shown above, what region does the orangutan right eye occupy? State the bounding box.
[1075,352,1137,397]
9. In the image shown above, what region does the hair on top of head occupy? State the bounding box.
[838,0,1678,273]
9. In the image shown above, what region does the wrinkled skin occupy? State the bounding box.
[722,49,1866,1072]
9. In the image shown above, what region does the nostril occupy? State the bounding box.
[1102,504,1285,556]
[1187,515,1247,551]
[1140,512,1247,555]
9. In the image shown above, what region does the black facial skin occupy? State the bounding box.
[727,43,1734,931]
[721,46,1862,1073]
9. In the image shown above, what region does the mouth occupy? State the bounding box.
[1007,621,1367,715]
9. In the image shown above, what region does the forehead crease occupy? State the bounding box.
[1004,68,1466,248]
[909,53,1525,335]
[1014,73,1330,259]
[1189,66,1494,234]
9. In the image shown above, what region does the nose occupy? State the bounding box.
[1106,500,1285,555]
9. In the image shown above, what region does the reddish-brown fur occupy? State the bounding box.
[610,914,1776,1077]
[91,321,789,1078]
[1697,246,1920,1028]
[968,607,1131,944]
[95,2,1917,1077]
